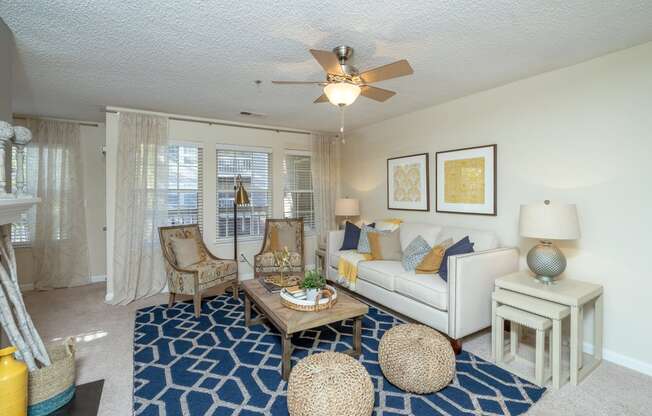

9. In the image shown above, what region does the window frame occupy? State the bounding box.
[215,144,273,243]
[166,141,204,230]
[283,149,316,234]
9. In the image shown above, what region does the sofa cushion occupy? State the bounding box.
[395,271,448,311]
[399,222,443,251]
[402,236,431,271]
[357,261,404,291]
[369,229,402,261]
[438,226,498,252]
[340,221,361,250]
[357,223,377,254]
[439,237,475,282]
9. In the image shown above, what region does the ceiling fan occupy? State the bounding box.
[272,45,414,107]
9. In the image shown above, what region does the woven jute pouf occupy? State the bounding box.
[378,323,455,394]
[287,352,374,416]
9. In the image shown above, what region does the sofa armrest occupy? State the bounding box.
[327,230,344,258]
[447,247,519,339]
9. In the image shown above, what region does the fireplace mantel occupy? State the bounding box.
[0,196,39,226]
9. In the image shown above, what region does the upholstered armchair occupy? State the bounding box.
[254,218,305,279]
[159,224,239,317]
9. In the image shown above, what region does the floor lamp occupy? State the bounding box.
[233,175,250,261]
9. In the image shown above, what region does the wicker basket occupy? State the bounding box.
[280,286,338,312]
[28,338,76,416]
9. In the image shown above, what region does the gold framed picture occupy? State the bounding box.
[436,144,497,215]
[387,153,429,211]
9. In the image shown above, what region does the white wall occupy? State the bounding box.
[0,18,12,347]
[15,123,108,287]
[341,42,652,374]
[105,109,317,302]
[0,18,13,122]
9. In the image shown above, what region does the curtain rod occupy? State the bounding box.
[104,109,311,136]
[13,115,99,128]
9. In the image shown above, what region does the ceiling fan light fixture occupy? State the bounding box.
[323,82,361,106]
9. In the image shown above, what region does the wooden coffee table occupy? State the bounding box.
[241,278,369,381]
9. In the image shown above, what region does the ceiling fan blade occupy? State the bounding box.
[313,94,329,103]
[360,85,396,102]
[309,49,344,75]
[359,60,414,84]
[272,81,326,85]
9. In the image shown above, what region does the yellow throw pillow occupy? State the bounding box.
[415,245,446,274]
[368,232,382,260]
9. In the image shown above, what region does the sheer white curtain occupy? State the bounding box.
[109,112,168,305]
[24,119,90,289]
[312,134,340,246]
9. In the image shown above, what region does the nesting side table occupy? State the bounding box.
[495,271,603,386]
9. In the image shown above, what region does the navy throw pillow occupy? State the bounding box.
[439,236,475,282]
[340,221,361,250]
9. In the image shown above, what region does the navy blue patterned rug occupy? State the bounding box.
[134,293,545,415]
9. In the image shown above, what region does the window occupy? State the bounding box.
[216,148,272,240]
[11,146,35,245]
[167,144,203,228]
[283,152,315,230]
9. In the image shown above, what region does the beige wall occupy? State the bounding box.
[0,18,12,122]
[105,109,317,302]
[341,42,652,374]
[16,123,107,286]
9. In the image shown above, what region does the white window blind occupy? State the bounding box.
[167,144,203,229]
[216,148,272,240]
[283,153,315,230]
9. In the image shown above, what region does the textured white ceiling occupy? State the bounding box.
[2,1,651,132]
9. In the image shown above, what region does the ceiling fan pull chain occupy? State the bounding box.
[339,105,346,143]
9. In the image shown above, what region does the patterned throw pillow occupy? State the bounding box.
[401,236,432,271]
[357,223,377,254]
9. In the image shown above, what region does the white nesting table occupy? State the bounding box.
[495,271,603,386]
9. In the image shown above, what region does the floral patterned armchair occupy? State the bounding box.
[159,224,238,317]
[254,218,304,279]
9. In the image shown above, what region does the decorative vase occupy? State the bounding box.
[305,288,319,302]
[0,346,28,416]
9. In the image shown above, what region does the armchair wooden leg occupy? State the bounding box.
[232,280,239,299]
[168,293,176,308]
[193,293,202,317]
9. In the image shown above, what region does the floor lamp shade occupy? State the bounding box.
[519,201,580,284]
[335,198,360,217]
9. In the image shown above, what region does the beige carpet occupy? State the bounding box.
[23,283,652,415]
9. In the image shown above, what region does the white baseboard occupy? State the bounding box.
[584,342,652,377]
[90,274,107,283]
[19,283,34,292]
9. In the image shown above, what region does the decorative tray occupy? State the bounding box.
[279,285,338,312]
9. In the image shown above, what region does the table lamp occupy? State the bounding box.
[519,200,580,284]
[335,198,359,228]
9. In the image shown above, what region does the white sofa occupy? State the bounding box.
[327,222,519,341]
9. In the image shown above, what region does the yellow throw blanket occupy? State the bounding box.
[337,250,372,289]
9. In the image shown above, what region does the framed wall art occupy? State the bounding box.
[387,153,430,211]
[435,144,497,215]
